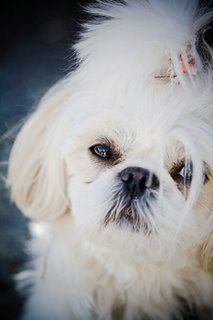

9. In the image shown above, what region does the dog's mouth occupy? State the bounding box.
[105,205,138,230]
[104,189,158,233]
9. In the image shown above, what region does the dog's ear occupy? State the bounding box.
[8,79,71,220]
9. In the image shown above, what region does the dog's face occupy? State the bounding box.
[8,81,212,257]
[51,85,212,256]
[68,113,180,237]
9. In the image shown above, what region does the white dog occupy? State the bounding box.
[8,1,213,319]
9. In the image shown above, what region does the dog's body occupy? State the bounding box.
[8,1,213,319]
[20,213,212,320]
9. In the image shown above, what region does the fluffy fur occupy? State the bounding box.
[8,1,213,319]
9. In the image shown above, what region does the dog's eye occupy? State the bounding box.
[170,161,193,186]
[170,160,210,187]
[90,144,112,160]
[178,163,193,181]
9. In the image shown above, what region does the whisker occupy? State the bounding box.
[104,185,158,233]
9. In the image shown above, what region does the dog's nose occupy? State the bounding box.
[119,167,160,198]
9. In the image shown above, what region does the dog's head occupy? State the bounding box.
[8,0,213,263]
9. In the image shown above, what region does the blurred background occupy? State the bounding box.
[0,0,90,318]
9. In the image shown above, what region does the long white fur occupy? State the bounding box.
[8,1,213,319]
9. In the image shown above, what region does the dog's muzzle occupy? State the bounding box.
[104,167,160,232]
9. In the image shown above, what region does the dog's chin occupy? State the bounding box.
[104,190,158,233]
[105,205,140,231]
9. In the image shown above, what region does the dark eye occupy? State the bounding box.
[178,162,193,182]
[90,144,112,160]
[170,161,193,186]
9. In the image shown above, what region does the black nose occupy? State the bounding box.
[119,167,160,198]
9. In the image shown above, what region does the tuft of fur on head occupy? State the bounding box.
[76,0,213,86]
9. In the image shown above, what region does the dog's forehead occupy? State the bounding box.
[71,107,165,155]
[70,86,183,136]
